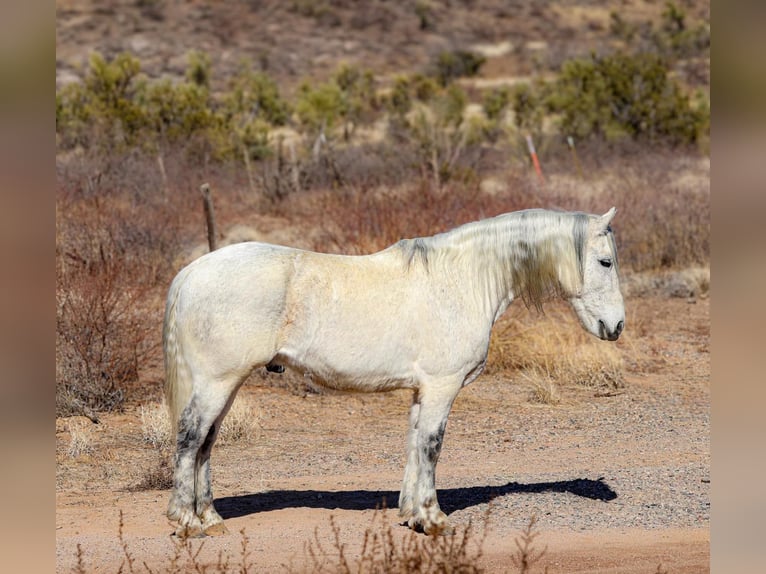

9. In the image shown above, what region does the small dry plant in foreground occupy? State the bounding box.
[69,509,559,573]
[294,508,488,573]
[73,511,257,574]
[511,515,547,574]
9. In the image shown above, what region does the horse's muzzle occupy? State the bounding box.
[598,319,624,341]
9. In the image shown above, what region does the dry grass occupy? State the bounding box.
[133,395,260,491]
[66,419,95,458]
[69,507,558,573]
[140,403,173,451]
[140,395,261,451]
[622,266,710,299]
[296,508,488,574]
[131,450,174,492]
[520,370,562,405]
[488,304,624,401]
[218,395,261,445]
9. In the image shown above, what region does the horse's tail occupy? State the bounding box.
[163,268,194,438]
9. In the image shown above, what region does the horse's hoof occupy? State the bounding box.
[204,522,228,536]
[428,522,454,536]
[174,524,206,539]
[408,514,453,536]
[398,505,413,521]
[175,522,205,540]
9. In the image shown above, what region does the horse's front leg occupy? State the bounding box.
[407,382,460,536]
[398,391,420,521]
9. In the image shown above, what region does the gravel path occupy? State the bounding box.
[56,297,709,572]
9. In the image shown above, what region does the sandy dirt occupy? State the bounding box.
[55,1,710,570]
[56,296,709,573]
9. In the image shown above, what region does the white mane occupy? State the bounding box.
[396,209,591,309]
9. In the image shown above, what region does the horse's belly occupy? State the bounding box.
[273,346,419,393]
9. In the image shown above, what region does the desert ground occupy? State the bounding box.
[56,1,710,571]
[56,294,709,573]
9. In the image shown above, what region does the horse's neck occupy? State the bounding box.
[430,224,519,321]
[435,214,571,321]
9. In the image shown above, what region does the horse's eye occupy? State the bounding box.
[599,258,612,268]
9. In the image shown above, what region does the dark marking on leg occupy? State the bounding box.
[200,423,216,453]
[177,399,202,451]
[423,420,447,464]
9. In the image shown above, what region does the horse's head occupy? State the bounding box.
[569,207,625,341]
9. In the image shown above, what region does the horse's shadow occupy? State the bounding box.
[216,478,616,520]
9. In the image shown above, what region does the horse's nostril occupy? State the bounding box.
[616,320,624,335]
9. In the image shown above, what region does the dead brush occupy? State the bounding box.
[299,175,538,257]
[70,509,557,573]
[56,209,164,418]
[140,403,173,451]
[295,507,489,574]
[510,515,547,574]
[66,418,95,458]
[488,304,624,398]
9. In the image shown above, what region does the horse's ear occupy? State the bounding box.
[598,207,617,234]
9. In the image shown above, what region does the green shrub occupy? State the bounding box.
[411,73,441,103]
[56,52,149,149]
[385,73,442,122]
[223,61,290,126]
[55,52,290,161]
[295,79,345,134]
[140,79,214,145]
[432,50,486,87]
[510,82,546,134]
[333,64,379,136]
[546,51,709,145]
[482,86,510,122]
[220,62,292,160]
[400,84,485,185]
[185,49,211,88]
[56,81,92,148]
[609,2,710,62]
[295,65,378,140]
[386,75,413,118]
[657,1,710,59]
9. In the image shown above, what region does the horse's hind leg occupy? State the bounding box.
[167,397,207,537]
[168,380,240,537]
[194,388,241,536]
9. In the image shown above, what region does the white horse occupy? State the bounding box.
[163,207,624,537]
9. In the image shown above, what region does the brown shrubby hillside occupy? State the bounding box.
[56,3,709,417]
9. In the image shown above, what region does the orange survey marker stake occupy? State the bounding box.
[525,133,545,185]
